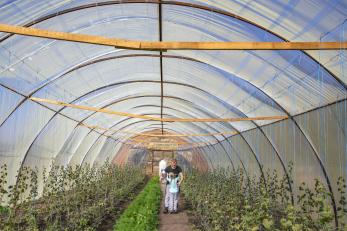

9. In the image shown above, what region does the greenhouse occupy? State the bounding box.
[0,0,346,230]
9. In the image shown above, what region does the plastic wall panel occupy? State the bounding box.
[0,4,158,95]
[54,126,90,166]
[0,86,24,125]
[68,131,100,166]
[23,115,78,166]
[163,58,285,121]
[220,139,245,171]
[242,129,285,177]
[162,6,346,115]
[203,144,231,170]
[164,83,256,131]
[84,96,161,128]
[294,100,347,206]
[181,0,347,40]
[104,142,124,166]
[82,136,107,166]
[179,0,346,83]
[0,101,54,186]
[127,149,148,166]
[214,143,236,169]
[227,134,261,177]
[163,99,238,133]
[198,146,214,170]
[22,115,77,196]
[93,138,120,167]
[262,119,325,198]
[0,1,69,27]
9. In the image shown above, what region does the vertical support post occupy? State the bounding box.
[151,150,154,174]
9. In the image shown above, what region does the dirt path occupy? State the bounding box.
[158,183,192,231]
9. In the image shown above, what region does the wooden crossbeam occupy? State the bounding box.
[132,131,238,137]
[81,123,238,137]
[31,97,288,122]
[0,23,346,50]
[124,140,206,149]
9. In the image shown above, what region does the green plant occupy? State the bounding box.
[0,162,145,231]
[182,165,344,231]
[114,176,161,231]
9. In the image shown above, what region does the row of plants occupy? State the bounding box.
[114,176,161,231]
[182,163,347,231]
[0,161,145,231]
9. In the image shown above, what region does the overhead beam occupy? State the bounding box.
[0,23,346,50]
[30,96,288,122]
[80,123,238,137]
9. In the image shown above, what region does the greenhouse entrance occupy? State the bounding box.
[0,0,347,230]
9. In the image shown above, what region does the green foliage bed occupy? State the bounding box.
[0,162,145,231]
[114,176,161,231]
[182,164,347,231]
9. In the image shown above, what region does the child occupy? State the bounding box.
[166,172,180,213]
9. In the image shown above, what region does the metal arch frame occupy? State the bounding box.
[75,95,255,174]
[6,53,295,206]
[118,103,237,169]
[109,106,221,144]
[3,52,284,148]
[78,98,257,177]
[128,106,225,142]
[44,53,315,209]
[218,102,340,225]
[79,117,160,165]
[38,53,295,193]
[175,94,292,195]
[1,1,346,126]
[72,97,240,170]
[161,93,292,197]
[0,53,212,127]
[85,124,212,167]
[75,98,242,169]
[83,120,216,164]
[0,2,339,222]
[9,70,274,187]
[0,0,344,90]
[2,51,335,196]
[0,2,320,196]
[158,1,164,135]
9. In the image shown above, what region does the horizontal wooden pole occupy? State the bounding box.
[31,97,288,122]
[131,131,238,137]
[0,24,346,50]
[124,140,206,149]
[81,123,238,137]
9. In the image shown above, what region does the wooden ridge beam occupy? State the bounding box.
[1,23,346,50]
[30,97,288,122]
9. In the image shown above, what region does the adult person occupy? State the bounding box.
[163,158,183,214]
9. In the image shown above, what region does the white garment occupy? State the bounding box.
[159,159,167,177]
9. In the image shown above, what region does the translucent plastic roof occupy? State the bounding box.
[0,0,346,149]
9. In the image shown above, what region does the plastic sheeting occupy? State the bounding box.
[0,1,346,216]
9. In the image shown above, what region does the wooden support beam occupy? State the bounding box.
[80,123,238,137]
[30,97,288,122]
[126,138,205,145]
[0,24,346,50]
